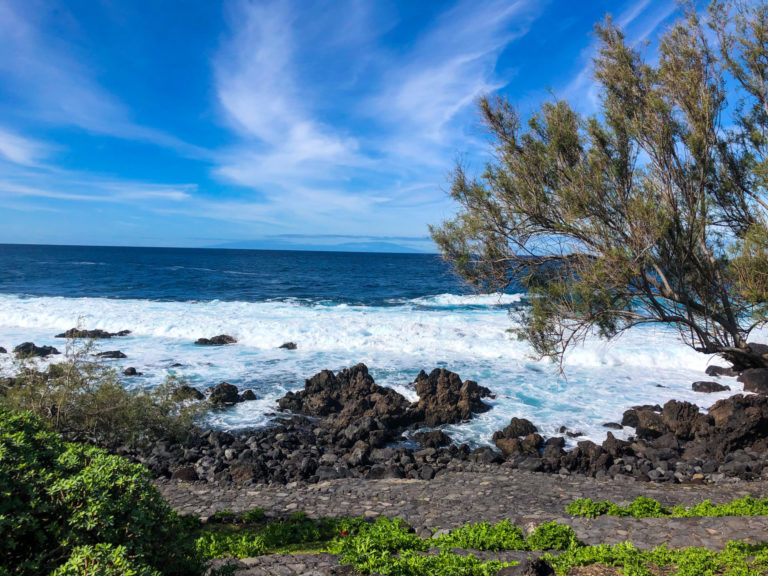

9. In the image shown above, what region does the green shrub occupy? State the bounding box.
[195,532,267,559]
[49,544,161,576]
[0,409,203,576]
[241,508,266,523]
[0,341,203,449]
[525,521,579,551]
[568,495,768,519]
[432,519,526,551]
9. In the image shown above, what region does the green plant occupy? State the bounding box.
[568,495,768,519]
[49,544,161,576]
[241,508,266,523]
[431,1,768,370]
[525,521,579,551]
[432,519,526,551]
[0,408,203,576]
[0,338,204,449]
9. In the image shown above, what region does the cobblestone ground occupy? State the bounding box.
[160,467,768,575]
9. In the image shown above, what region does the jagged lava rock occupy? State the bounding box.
[692,381,731,393]
[14,342,60,358]
[195,335,237,346]
[55,328,131,339]
[279,363,412,428]
[96,350,127,359]
[410,368,493,427]
[209,382,241,405]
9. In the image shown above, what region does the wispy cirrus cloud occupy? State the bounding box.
[212,0,545,230]
[0,1,206,157]
[0,128,50,167]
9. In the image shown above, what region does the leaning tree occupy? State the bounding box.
[431,2,768,370]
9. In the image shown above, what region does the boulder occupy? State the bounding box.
[240,390,257,401]
[55,328,131,339]
[195,335,237,346]
[209,382,241,405]
[692,381,731,393]
[170,465,198,481]
[410,368,493,427]
[413,430,452,448]
[279,342,297,350]
[494,417,538,440]
[738,368,768,394]
[662,400,701,440]
[97,350,127,359]
[705,365,738,378]
[603,422,623,429]
[278,364,412,429]
[0,347,6,354]
[494,437,524,457]
[14,342,60,358]
[123,367,143,376]
[172,385,205,402]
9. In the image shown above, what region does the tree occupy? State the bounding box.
[431,1,768,370]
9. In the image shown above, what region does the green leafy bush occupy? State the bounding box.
[49,544,161,576]
[525,521,579,551]
[195,532,267,559]
[568,495,768,519]
[432,519,526,551]
[0,409,203,576]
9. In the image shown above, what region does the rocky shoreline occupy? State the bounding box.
[124,363,768,487]
[4,332,768,487]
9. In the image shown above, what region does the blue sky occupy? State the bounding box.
[0,0,681,252]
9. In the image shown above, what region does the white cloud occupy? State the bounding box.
[0,1,206,157]
[0,128,49,166]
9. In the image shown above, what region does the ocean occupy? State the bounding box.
[0,244,746,447]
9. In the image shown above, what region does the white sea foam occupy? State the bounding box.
[0,293,753,444]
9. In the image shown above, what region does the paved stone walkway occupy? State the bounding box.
[159,468,768,575]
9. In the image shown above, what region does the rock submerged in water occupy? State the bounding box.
[55,328,131,339]
[209,382,242,405]
[96,350,127,359]
[240,389,257,401]
[0,347,6,354]
[123,367,143,376]
[279,342,297,350]
[194,335,237,346]
[14,342,60,358]
[171,385,204,402]
[692,381,731,393]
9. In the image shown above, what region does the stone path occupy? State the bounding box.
[158,468,768,575]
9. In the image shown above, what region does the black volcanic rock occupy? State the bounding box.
[692,381,731,393]
[195,335,237,346]
[279,363,412,429]
[14,342,60,358]
[56,328,131,339]
[705,365,738,378]
[123,367,143,376]
[410,368,493,427]
[0,347,6,354]
[209,382,241,405]
[738,368,768,394]
[279,342,297,350]
[241,389,257,401]
[96,350,127,359]
[413,430,452,448]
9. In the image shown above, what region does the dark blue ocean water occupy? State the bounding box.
[0,244,468,304]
